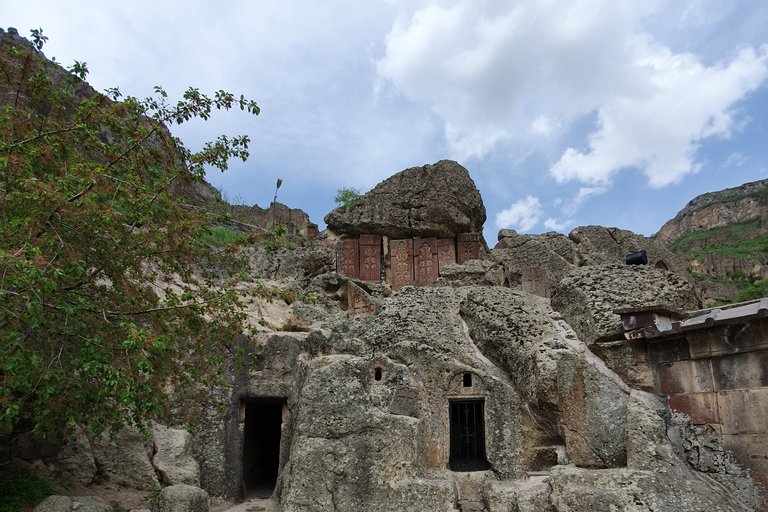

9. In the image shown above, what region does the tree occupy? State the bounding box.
[0,29,261,437]
[333,187,361,212]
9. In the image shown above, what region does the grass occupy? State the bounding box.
[667,218,761,254]
[0,468,56,512]
[198,226,245,247]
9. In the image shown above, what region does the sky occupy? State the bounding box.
[4,0,768,243]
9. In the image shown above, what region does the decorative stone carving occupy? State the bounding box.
[390,239,414,290]
[457,233,480,264]
[437,238,457,274]
[522,267,549,298]
[359,234,381,283]
[339,239,359,279]
[414,238,438,287]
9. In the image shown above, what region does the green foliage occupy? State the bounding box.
[198,226,245,247]
[736,278,768,302]
[260,225,295,255]
[692,235,768,260]
[0,30,261,436]
[333,187,361,211]
[0,468,55,512]
[667,219,761,254]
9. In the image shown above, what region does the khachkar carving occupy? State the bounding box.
[522,267,549,298]
[339,239,359,279]
[457,233,480,264]
[414,238,438,287]
[359,234,381,283]
[390,239,414,291]
[437,238,456,273]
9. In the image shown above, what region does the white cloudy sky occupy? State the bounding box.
[5,0,768,242]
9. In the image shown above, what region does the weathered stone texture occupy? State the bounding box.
[91,427,158,490]
[547,463,757,512]
[151,422,200,486]
[324,160,486,239]
[33,496,112,512]
[551,264,698,344]
[150,485,209,512]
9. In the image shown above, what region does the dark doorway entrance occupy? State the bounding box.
[243,400,283,498]
[449,400,489,471]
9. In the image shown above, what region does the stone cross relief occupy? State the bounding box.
[389,386,419,416]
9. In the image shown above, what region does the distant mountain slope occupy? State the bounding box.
[656,178,768,304]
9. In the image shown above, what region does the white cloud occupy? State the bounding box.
[561,186,609,217]
[724,151,748,168]
[544,217,572,232]
[375,0,768,183]
[550,41,768,188]
[496,196,542,233]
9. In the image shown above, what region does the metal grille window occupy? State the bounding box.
[449,400,489,471]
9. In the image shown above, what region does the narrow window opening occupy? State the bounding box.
[374,367,383,381]
[449,400,489,471]
[463,373,472,387]
[243,400,283,498]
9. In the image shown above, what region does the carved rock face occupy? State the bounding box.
[324,160,486,239]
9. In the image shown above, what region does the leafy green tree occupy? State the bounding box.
[0,29,261,437]
[333,187,361,211]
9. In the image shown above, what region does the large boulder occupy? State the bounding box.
[150,485,208,512]
[91,427,158,490]
[551,264,698,345]
[324,160,486,238]
[151,423,200,486]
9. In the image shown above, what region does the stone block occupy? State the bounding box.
[712,350,768,391]
[708,322,768,357]
[437,238,456,273]
[414,238,438,287]
[390,239,414,290]
[656,359,713,395]
[647,337,690,365]
[457,233,480,264]
[359,234,381,283]
[721,433,768,478]
[686,330,714,359]
[339,239,359,279]
[718,389,768,435]
[668,393,719,425]
[524,445,559,471]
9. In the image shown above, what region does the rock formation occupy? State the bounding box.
[7,157,768,511]
[324,160,486,239]
[656,178,768,304]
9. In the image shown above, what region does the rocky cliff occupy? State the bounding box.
[656,179,768,304]
[12,160,766,512]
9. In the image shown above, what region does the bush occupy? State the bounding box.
[0,468,55,512]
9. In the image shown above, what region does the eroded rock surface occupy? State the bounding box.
[324,160,486,238]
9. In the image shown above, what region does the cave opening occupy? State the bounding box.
[242,399,284,498]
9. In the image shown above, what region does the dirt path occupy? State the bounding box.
[215,497,276,512]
